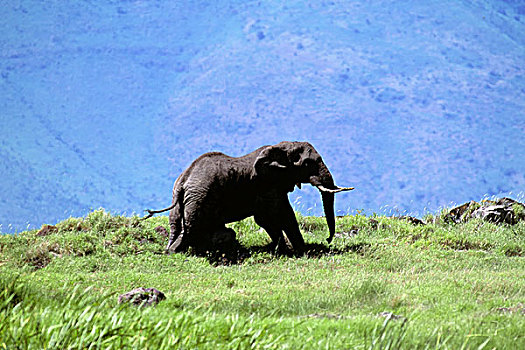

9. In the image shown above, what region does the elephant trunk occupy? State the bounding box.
[321,191,336,243]
[310,163,337,243]
[310,163,354,243]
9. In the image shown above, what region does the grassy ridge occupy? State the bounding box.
[1,209,524,349]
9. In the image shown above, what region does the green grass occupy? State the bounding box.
[1,209,524,349]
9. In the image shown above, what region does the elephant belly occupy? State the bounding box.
[219,193,256,224]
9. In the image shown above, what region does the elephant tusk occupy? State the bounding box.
[316,185,355,193]
[269,161,287,169]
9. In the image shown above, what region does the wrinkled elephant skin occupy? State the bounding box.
[145,141,353,253]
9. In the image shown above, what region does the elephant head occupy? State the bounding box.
[253,141,353,243]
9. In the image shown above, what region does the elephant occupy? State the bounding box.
[144,141,353,253]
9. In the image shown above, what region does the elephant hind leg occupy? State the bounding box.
[166,201,183,252]
[168,207,232,254]
[166,232,188,253]
[168,226,238,254]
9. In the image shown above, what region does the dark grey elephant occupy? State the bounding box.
[145,141,353,253]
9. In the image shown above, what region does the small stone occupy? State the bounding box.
[37,224,58,236]
[334,228,359,238]
[155,226,168,237]
[118,287,166,307]
[306,313,344,319]
[378,311,405,320]
[495,304,525,315]
[399,216,425,225]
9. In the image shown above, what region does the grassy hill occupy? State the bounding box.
[1,208,524,349]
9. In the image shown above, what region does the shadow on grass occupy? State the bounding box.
[197,242,370,266]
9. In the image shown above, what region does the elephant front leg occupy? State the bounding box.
[255,197,305,253]
[279,200,306,253]
[254,214,288,252]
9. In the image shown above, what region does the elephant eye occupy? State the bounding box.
[303,159,315,169]
[291,152,301,163]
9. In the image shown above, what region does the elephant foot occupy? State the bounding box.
[165,234,188,254]
[267,237,303,256]
[166,228,240,255]
[268,238,288,254]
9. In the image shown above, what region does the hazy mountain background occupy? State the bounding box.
[1,0,524,233]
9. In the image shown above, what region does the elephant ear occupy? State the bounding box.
[253,145,290,176]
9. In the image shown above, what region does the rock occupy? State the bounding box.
[444,201,480,224]
[398,216,425,225]
[118,287,166,307]
[36,224,58,236]
[388,216,425,225]
[445,197,524,225]
[334,226,359,239]
[306,313,345,319]
[155,226,168,237]
[378,311,405,320]
[495,304,525,315]
[369,218,379,229]
[472,204,515,224]
[494,197,525,223]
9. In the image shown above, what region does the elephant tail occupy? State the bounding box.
[142,184,184,220]
[142,203,177,220]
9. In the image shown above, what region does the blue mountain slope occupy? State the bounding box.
[1,1,524,232]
